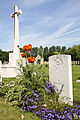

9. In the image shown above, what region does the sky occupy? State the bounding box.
[0,0,80,51]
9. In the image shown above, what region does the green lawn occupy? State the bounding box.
[72,65,80,104]
[73,82,80,104]
[2,77,16,83]
[72,65,80,81]
[0,97,40,120]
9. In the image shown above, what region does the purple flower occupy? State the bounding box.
[23,102,24,105]
[31,105,37,109]
[30,98,34,102]
[34,102,37,104]
[78,110,80,114]
[60,84,64,93]
[45,87,51,93]
[25,95,27,98]
[35,90,37,92]
[26,102,28,104]
[35,98,38,101]
[34,93,38,98]
[78,115,80,118]
[20,109,22,112]
[31,90,35,94]
[61,115,65,119]
[66,113,71,119]
[78,105,80,108]
[64,110,67,114]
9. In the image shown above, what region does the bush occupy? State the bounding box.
[5,64,58,105]
[4,62,80,119]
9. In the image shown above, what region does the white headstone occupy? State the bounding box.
[49,55,73,104]
[34,55,43,65]
[78,61,79,65]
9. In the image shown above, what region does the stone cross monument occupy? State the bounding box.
[9,5,22,67]
[0,5,22,78]
[11,5,22,53]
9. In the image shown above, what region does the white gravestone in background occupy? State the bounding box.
[49,55,73,104]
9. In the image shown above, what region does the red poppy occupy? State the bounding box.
[27,57,35,63]
[23,44,32,51]
[21,52,26,58]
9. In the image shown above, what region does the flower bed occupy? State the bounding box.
[1,44,80,120]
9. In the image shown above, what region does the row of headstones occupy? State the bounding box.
[73,61,80,65]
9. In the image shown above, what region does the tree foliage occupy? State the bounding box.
[0,49,12,63]
[1,44,80,62]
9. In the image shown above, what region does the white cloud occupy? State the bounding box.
[1,0,80,51]
[21,0,52,8]
[54,37,80,47]
[15,0,80,49]
[20,32,40,47]
[54,28,80,38]
[19,23,75,48]
[33,23,74,45]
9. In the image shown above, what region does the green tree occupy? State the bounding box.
[52,46,56,52]
[61,46,66,53]
[34,47,38,57]
[49,47,53,56]
[56,46,61,52]
[44,47,48,54]
[49,46,56,56]
[40,46,43,58]
[43,47,49,61]
[68,45,79,61]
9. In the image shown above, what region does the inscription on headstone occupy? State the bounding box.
[49,55,73,104]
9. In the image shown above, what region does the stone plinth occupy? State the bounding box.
[49,55,73,104]
[9,52,19,67]
[2,65,17,78]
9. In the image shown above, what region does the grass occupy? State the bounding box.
[73,82,80,104]
[2,77,16,83]
[0,97,40,120]
[72,65,80,81]
[72,65,80,104]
